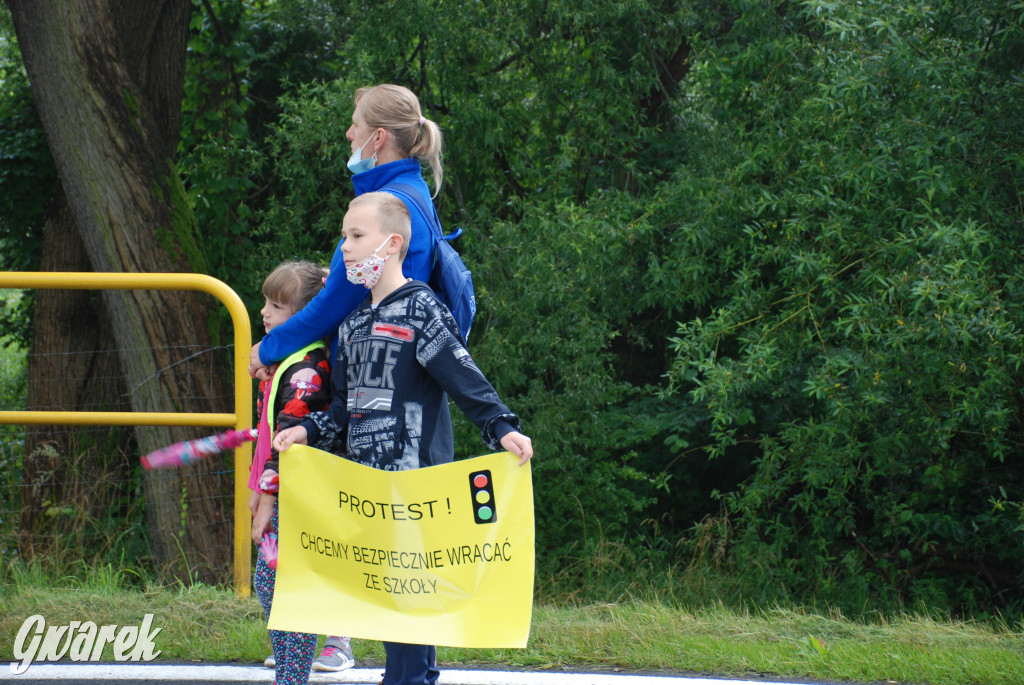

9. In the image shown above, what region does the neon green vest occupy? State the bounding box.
[265,341,326,440]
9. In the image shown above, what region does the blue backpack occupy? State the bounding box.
[386,184,477,341]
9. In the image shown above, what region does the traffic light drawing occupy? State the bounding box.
[469,469,497,524]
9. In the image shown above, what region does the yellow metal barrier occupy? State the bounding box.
[0,272,253,596]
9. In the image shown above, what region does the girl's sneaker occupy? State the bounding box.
[311,637,355,672]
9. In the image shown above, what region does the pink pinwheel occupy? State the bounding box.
[141,428,258,469]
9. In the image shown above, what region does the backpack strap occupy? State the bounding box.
[385,182,476,341]
[385,183,463,243]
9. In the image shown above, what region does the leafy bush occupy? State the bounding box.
[7,0,1023,615]
[244,1,731,574]
[0,292,27,562]
[661,0,1024,614]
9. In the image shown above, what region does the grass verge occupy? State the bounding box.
[0,563,1021,685]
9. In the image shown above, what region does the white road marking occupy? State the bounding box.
[0,664,816,684]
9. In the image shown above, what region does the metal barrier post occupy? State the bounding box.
[0,272,253,596]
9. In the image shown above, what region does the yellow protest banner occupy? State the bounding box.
[267,445,534,648]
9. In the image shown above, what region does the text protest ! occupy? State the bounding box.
[268,446,534,648]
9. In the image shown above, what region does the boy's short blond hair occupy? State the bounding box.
[349,192,412,259]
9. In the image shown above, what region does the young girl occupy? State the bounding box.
[249,261,332,685]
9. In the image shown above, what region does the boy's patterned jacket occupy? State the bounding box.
[302,280,519,471]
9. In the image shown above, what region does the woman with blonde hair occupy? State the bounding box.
[347,83,444,195]
[251,84,445,378]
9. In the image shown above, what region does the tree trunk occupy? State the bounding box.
[20,186,134,562]
[8,0,235,581]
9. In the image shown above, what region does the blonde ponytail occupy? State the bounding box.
[354,84,445,196]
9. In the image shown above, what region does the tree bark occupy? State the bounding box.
[8,0,234,581]
[20,186,134,562]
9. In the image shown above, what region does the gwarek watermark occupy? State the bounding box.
[9,613,161,675]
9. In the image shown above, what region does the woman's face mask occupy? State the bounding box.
[346,130,379,174]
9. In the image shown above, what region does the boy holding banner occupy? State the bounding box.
[274,191,533,685]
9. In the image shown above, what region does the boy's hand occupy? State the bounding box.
[501,431,533,466]
[273,425,308,453]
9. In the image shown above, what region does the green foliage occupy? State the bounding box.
[230,0,732,571]
[179,0,260,307]
[180,0,1024,611]
[454,195,666,564]
[661,0,1024,614]
[0,291,26,404]
[0,298,26,563]
[254,77,369,269]
[7,0,1023,617]
[0,7,54,345]
[0,7,53,267]
[343,0,718,214]
[178,0,365,323]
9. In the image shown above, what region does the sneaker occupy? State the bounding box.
[311,641,354,672]
[264,653,275,668]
